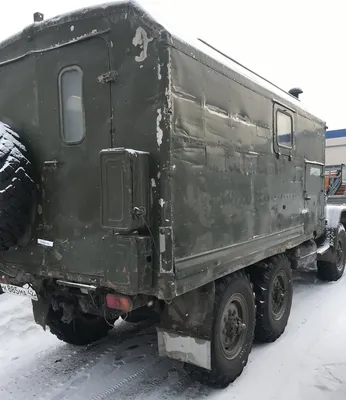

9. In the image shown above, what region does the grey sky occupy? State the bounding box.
[1,0,343,129]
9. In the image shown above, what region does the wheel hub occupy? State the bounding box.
[271,272,288,321]
[336,240,344,271]
[220,294,248,360]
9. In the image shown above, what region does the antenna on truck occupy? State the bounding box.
[197,38,300,101]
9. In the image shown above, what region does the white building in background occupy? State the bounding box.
[325,129,346,167]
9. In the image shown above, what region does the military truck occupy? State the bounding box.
[0,0,345,388]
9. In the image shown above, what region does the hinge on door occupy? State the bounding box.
[97,70,118,84]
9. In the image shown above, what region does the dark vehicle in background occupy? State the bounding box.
[0,1,345,388]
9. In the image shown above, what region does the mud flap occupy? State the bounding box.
[157,281,214,370]
[32,297,50,330]
[157,328,211,370]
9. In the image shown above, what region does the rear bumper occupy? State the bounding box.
[0,235,154,296]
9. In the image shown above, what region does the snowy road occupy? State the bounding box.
[0,269,346,400]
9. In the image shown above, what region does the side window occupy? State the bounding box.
[276,110,293,148]
[59,66,85,144]
[273,102,295,157]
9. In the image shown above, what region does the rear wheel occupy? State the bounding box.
[250,255,293,343]
[47,308,116,345]
[189,271,255,388]
[317,224,346,281]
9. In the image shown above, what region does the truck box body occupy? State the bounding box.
[0,1,326,300]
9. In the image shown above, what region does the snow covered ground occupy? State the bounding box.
[0,269,346,400]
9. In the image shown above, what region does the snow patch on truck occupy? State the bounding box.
[132,27,153,63]
[172,87,197,104]
[305,159,324,167]
[151,178,156,188]
[156,109,163,147]
[230,113,257,127]
[205,104,228,118]
[125,148,149,155]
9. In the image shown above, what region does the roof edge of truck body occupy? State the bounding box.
[0,1,325,127]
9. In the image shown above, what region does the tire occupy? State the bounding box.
[47,307,116,345]
[317,224,346,281]
[250,255,293,343]
[189,271,255,388]
[0,122,36,250]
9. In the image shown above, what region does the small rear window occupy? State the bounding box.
[59,66,85,144]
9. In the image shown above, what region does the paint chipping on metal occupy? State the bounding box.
[157,63,162,80]
[159,198,165,207]
[156,109,163,147]
[132,27,153,63]
[53,248,63,261]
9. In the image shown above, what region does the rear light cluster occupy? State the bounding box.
[106,293,132,312]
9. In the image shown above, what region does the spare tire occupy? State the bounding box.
[0,122,36,250]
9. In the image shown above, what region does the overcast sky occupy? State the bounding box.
[0,0,344,130]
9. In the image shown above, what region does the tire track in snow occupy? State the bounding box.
[0,316,157,400]
[37,325,157,400]
[90,358,167,400]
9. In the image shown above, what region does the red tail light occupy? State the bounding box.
[106,294,132,312]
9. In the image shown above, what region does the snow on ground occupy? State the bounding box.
[0,269,346,399]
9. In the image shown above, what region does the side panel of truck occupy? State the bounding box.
[168,40,325,292]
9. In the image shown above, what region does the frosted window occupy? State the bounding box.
[59,67,85,144]
[277,110,293,148]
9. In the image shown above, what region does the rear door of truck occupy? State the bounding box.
[36,35,113,275]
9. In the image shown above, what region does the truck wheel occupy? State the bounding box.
[189,271,255,388]
[47,308,116,345]
[0,122,36,250]
[317,224,346,281]
[250,255,293,343]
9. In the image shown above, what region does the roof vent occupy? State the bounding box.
[33,12,44,23]
[288,87,303,99]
